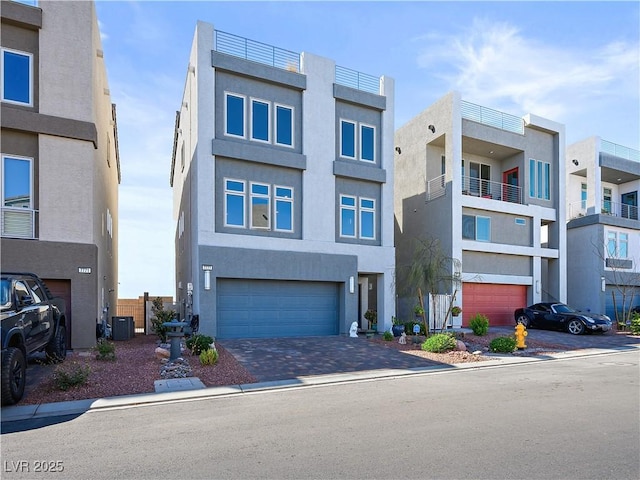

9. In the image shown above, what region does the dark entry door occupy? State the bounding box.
[621,191,638,220]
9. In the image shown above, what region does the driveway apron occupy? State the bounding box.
[218,336,444,382]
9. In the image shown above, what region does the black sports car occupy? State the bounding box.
[514,302,612,335]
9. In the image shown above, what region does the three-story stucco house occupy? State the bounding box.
[394,91,566,327]
[566,137,640,320]
[1,0,120,348]
[170,21,395,339]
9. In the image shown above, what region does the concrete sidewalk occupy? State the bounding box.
[3,344,638,423]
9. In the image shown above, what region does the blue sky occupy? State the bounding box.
[94,1,640,299]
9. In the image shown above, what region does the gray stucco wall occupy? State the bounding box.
[462,207,532,246]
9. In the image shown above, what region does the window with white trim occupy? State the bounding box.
[250,98,270,143]
[274,186,293,231]
[224,179,246,227]
[607,231,629,259]
[275,104,293,147]
[529,158,550,200]
[340,119,376,162]
[340,194,376,240]
[1,48,32,106]
[250,182,270,229]
[225,93,245,138]
[1,154,34,238]
[462,214,491,242]
[581,183,587,210]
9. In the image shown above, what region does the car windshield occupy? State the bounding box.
[1,279,12,309]
[553,304,576,313]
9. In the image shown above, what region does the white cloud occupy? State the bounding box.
[416,17,639,121]
[98,19,108,42]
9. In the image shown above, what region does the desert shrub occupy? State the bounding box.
[53,362,91,391]
[187,334,214,355]
[469,313,489,336]
[150,297,175,343]
[95,339,116,361]
[489,336,517,353]
[421,333,456,353]
[199,348,219,366]
[630,313,640,335]
[382,331,394,341]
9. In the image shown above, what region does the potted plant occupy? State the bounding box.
[451,306,462,317]
[391,316,405,337]
[364,309,377,331]
[414,304,425,320]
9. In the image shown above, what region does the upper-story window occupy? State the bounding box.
[462,214,491,242]
[225,178,295,232]
[1,48,33,106]
[607,231,628,259]
[340,119,375,162]
[529,159,550,200]
[581,183,587,210]
[1,154,33,238]
[225,92,294,148]
[603,187,612,214]
[340,194,376,240]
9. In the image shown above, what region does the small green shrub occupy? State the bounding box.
[53,362,91,391]
[187,334,214,355]
[199,348,219,365]
[630,313,640,335]
[421,333,456,353]
[469,313,490,336]
[95,339,116,361]
[382,331,394,341]
[489,336,517,353]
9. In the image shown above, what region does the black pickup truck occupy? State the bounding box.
[1,272,67,405]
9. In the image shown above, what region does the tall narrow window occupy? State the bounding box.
[340,120,356,158]
[250,183,270,229]
[2,155,34,238]
[529,158,551,200]
[275,105,293,147]
[274,186,293,231]
[606,231,616,257]
[619,233,628,259]
[581,183,587,210]
[1,48,32,106]
[603,188,612,214]
[476,216,491,242]
[225,93,245,137]
[340,195,356,237]
[360,124,375,162]
[359,198,375,239]
[251,99,269,142]
[224,179,245,227]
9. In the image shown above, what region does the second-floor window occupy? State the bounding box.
[603,188,612,214]
[529,159,550,200]
[225,92,294,148]
[340,195,376,239]
[462,214,491,242]
[581,183,587,210]
[340,119,375,162]
[607,231,628,259]
[1,48,32,106]
[1,154,33,238]
[225,178,294,232]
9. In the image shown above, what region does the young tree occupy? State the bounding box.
[150,297,176,343]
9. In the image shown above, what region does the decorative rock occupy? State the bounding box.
[472,350,483,355]
[455,340,467,352]
[155,347,170,359]
[159,357,193,379]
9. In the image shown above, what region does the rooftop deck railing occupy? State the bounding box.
[461,100,524,135]
[568,200,639,221]
[214,30,301,72]
[601,140,640,162]
[335,65,380,95]
[1,208,38,239]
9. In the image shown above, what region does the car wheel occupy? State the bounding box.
[567,319,585,335]
[1,347,26,406]
[516,315,531,328]
[45,325,67,364]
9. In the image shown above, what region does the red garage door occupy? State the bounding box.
[462,283,527,327]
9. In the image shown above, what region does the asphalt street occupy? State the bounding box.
[1,350,638,480]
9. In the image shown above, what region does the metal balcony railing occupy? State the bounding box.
[568,200,639,221]
[601,140,640,162]
[426,174,446,201]
[461,176,523,203]
[214,30,301,72]
[461,100,524,134]
[1,208,38,239]
[335,65,380,95]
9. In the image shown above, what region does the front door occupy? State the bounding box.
[621,191,638,220]
[503,167,519,202]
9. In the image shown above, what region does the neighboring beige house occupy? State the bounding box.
[1,0,120,348]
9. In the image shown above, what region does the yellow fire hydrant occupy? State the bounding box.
[515,323,528,349]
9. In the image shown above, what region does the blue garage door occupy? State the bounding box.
[217,279,339,339]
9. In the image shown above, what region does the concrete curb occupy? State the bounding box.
[2,345,638,422]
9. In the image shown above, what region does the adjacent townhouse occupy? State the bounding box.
[394,91,566,327]
[1,0,120,348]
[170,21,395,338]
[566,137,640,319]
